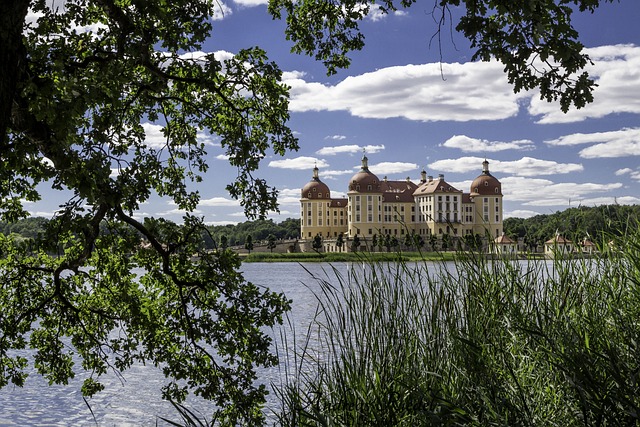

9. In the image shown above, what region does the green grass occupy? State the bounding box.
[242,251,458,263]
[273,227,640,426]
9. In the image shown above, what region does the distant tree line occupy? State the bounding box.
[206,218,300,248]
[5,205,640,252]
[0,217,301,250]
[504,204,640,249]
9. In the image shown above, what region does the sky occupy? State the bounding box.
[26,0,640,225]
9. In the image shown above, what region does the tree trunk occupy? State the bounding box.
[0,0,30,144]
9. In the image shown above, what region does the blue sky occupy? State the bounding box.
[26,1,640,225]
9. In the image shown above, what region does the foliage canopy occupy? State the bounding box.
[1,0,296,423]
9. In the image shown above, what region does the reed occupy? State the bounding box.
[274,226,640,426]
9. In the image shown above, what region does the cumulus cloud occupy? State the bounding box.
[428,156,583,177]
[505,209,541,219]
[615,168,633,176]
[369,162,419,175]
[316,144,385,155]
[284,61,522,122]
[442,135,535,152]
[199,197,241,207]
[545,127,640,158]
[278,188,303,205]
[500,176,623,207]
[318,169,357,180]
[325,135,347,140]
[142,122,167,149]
[366,4,407,21]
[269,156,329,170]
[233,0,267,7]
[530,45,640,123]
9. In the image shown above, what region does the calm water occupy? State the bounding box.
[0,262,346,427]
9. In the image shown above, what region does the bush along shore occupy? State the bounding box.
[273,225,640,426]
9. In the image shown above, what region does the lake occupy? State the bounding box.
[0,262,355,427]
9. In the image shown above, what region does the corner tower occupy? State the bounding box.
[469,160,503,238]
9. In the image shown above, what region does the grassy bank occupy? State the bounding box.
[242,251,459,263]
[274,228,640,426]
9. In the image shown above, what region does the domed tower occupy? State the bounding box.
[347,153,382,238]
[470,159,502,197]
[300,165,331,240]
[301,165,331,200]
[469,160,503,238]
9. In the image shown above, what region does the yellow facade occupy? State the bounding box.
[300,157,503,248]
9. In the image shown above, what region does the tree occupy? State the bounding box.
[244,234,255,254]
[220,235,229,250]
[336,232,345,252]
[412,232,425,251]
[351,234,361,252]
[384,234,392,252]
[371,234,378,251]
[442,233,451,251]
[312,233,323,253]
[0,1,296,424]
[269,0,616,112]
[267,234,277,252]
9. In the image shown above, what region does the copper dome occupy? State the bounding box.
[348,154,381,193]
[302,166,331,199]
[470,160,502,196]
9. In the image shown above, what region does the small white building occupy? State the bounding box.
[492,234,517,255]
[544,235,574,258]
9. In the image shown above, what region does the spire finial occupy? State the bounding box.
[361,148,369,171]
[482,158,490,174]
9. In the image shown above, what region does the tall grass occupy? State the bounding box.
[274,229,640,426]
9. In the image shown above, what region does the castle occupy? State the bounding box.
[300,155,503,251]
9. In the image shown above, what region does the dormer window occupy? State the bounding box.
[475,187,479,193]
[318,193,322,198]
[356,185,360,191]
[494,188,499,194]
[367,185,372,190]
[484,181,488,186]
[308,192,311,198]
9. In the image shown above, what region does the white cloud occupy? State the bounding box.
[442,135,535,153]
[278,188,303,205]
[530,45,640,123]
[284,61,522,122]
[579,140,640,159]
[369,162,419,175]
[157,208,203,217]
[216,154,230,160]
[211,2,233,19]
[615,168,633,176]
[233,0,266,6]
[319,169,357,180]
[199,197,240,207]
[325,135,347,140]
[142,123,167,149]
[268,156,329,170]
[316,144,385,156]
[545,127,640,158]
[429,156,583,177]
[501,176,623,207]
[577,196,640,206]
[505,209,541,219]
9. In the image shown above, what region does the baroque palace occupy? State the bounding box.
[300,154,503,251]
